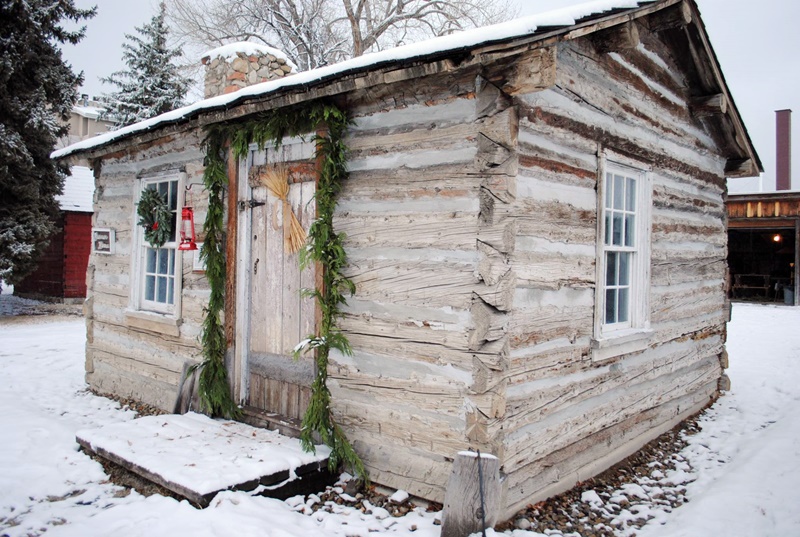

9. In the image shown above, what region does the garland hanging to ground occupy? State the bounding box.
[196,102,366,481]
[192,128,241,419]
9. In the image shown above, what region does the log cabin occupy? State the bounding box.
[54,0,761,519]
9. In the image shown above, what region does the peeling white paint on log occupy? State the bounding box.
[654,173,724,206]
[347,147,477,171]
[516,174,596,209]
[330,348,472,385]
[651,240,725,257]
[512,251,595,290]
[336,196,479,214]
[341,298,471,327]
[513,287,594,310]
[335,212,479,251]
[349,98,476,132]
[516,236,595,255]
[608,52,685,107]
[346,246,479,263]
[517,128,598,172]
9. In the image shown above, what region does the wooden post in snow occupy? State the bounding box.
[441,451,501,537]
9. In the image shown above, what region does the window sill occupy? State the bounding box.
[591,328,652,363]
[125,310,181,337]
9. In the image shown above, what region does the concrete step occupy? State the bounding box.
[77,412,334,507]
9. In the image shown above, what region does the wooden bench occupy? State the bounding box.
[732,274,770,299]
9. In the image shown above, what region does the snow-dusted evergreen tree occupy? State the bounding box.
[100,2,190,128]
[0,0,94,286]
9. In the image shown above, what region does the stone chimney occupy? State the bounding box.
[776,109,792,191]
[201,43,296,99]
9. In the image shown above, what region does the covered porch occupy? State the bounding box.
[727,192,800,305]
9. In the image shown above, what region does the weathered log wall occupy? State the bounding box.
[330,73,486,500]
[501,32,728,516]
[85,127,208,410]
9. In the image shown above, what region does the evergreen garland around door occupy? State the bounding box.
[197,102,366,482]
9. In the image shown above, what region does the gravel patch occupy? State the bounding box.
[496,416,704,536]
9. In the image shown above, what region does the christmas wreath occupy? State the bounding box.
[137,188,173,248]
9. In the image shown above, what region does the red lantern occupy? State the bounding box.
[178,206,198,251]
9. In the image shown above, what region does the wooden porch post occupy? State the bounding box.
[225,145,240,399]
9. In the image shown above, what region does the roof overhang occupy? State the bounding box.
[53,0,761,177]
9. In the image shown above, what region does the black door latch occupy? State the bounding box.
[238,199,266,211]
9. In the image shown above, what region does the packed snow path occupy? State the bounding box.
[1,303,799,536]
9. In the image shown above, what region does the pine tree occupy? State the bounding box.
[0,0,95,286]
[100,2,190,128]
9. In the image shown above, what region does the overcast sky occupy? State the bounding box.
[60,0,799,192]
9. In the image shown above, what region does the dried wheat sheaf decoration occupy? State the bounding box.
[261,164,307,254]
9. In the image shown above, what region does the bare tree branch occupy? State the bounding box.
[164,0,518,72]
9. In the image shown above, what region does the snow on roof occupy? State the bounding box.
[52,0,643,160]
[56,166,94,212]
[72,105,105,120]
[201,41,298,72]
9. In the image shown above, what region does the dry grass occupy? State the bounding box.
[261,164,307,255]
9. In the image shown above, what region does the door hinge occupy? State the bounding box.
[239,199,266,211]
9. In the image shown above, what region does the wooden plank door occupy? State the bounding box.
[242,140,317,423]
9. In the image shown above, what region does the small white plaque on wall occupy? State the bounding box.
[192,243,205,272]
[92,228,115,254]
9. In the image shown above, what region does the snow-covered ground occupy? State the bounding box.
[1,303,798,536]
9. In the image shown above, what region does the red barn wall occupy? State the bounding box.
[63,212,92,298]
[15,211,91,300]
[15,214,66,298]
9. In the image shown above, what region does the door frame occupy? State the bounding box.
[233,145,256,404]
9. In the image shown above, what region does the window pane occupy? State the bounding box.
[168,278,174,304]
[605,213,612,245]
[618,288,629,323]
[168,180,178,210]
[157,275,167,303]
[619,252,631,285]
[158,248,169,274]
[614,175,625,210]
[168,250,175,276]
[169,213,178,242]
[625,214,636,246]
[606,251,617,286]
[145,275,155,301]
[605,173,614,209]
[605,288,617,324]
[612,213,623,245]
[146,248,157,273]
[626,177,636,211]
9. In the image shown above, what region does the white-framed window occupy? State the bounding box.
[593,157,652,361]
[131,173,184,317]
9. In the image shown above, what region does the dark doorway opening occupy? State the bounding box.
[728,228,796,302]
